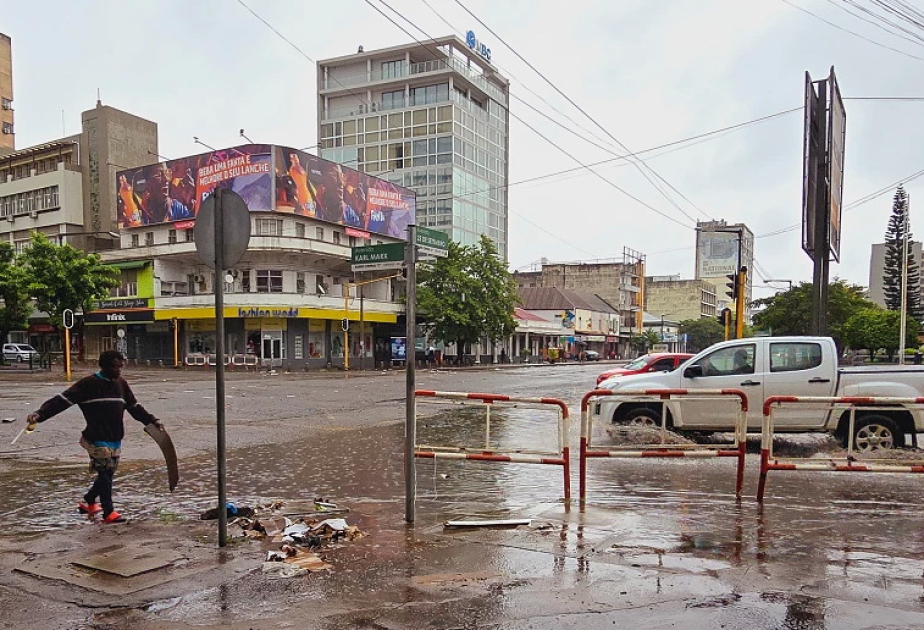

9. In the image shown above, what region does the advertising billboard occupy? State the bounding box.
[696,231,740,277]
[827,69,846,263]
[118,144,416,240]
[117,145,272,228]
[274,146,415,238]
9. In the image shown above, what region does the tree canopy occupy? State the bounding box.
[842,308,920,361]
[18,232,119,326]
[0,242,31,346]
[882,185,923,321]
[751,279,876,351]
[679,317,725,352]
[416,234,518,356]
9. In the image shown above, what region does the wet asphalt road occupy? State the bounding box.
[2,363,924,628]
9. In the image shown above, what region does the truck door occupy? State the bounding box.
[763,341,835,429]
[679,342,762,430]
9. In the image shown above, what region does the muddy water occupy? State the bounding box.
[4,391,924,628]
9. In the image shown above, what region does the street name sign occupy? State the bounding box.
[416,226,449,258]
[352,243,406,271]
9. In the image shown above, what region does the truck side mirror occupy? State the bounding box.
[684,364,702,378]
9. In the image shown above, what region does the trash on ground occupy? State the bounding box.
[605,426,695,445]
[444,519,532,528]
[199,502,256,520]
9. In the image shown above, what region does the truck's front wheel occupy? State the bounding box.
[616,407,662,427]
[852,415,904,452]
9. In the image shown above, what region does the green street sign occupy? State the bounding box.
[351,243,406,271]
[416,226,449,258]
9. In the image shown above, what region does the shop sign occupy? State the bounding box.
[245,317,288,331]
[465,30,492,62]
[345,227,370,239]
[93,297,149,310]
[28,324,56,333]
[583,335,606,342]
[236,307,300,318]
[187,319,214,332]
[84,310,154,323]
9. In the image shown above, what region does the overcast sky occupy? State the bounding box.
[4,0,923,300]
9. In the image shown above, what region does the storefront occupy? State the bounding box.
[83,299,162,363]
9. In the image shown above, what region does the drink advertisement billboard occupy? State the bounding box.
[117,144,272,228]
[274,146,415,238]
[117,144,416,239]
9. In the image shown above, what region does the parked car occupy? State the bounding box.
[584,350,601,361]
[2,343,39,363]
[593,336,924,451]
[595,352,693,385]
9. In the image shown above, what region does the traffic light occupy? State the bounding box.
[341,318,350,332]
[725,273,738,301]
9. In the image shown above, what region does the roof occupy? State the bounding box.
[518,287,618,314]
[514,308,553,323]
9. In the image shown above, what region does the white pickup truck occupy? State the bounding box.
[594,336,924,451]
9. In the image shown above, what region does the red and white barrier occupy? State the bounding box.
[580,388,749,501]
[414,390,571,500]
[757,395,924,502]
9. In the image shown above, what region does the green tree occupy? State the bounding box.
[417,235,518,361]
[631,329,661,353]
[751,279,875,351]
[679,317,725,352]
[0,242,31,346]
[882,186,924,321]
[842,308,919,362]
[19,232,119,327]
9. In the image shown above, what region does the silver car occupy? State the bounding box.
[3,343,39,362]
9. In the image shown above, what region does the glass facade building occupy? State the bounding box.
[318,36,510,258]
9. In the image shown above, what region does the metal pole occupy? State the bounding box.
[899,195,910,364]
[343,283,350,371]
[173,318,179,367]
[64,327,71,382]
[214,188,228,547]
[360,287,365,371]
[404,224,417,524]
[811,79,830,335]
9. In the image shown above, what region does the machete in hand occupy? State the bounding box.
[145,423,179,492]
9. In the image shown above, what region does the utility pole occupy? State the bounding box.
[404,225,417,524]
[899,194,910,364]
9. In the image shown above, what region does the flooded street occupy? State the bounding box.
[2,363,924,628]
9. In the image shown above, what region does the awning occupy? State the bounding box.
[108,260,149,270]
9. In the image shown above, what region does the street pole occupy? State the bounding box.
[899,195,910,364]
[360,286,365,371]
[404,224,417,524]
[173,318,179,368]
[214,188,228,548]
[343,283,350,371]
[735,267,747,340]
[811,78,830,336]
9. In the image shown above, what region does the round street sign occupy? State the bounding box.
[195,189,251,269]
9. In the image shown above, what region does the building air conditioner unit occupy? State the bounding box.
[229,269,240,279]
[193,274,206,283]
[29,210,37,218]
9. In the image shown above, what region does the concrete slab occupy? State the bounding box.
[72,547,184,577]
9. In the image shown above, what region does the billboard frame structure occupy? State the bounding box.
[801,67,846,335]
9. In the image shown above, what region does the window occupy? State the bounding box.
[131,234,140,247]
[770,343,823,373]
[296,272,305,294]
[185,228,195,242]
[256,218,283,236]
[381,90,405,110]
[1,122,13,135]
[256,270,283,293]
[145,232,154,246]
[187,274,197,296]
[316,274,326,295]
[296,222,305,238]
[241,269,251,293]
[333,231,341,245]
[381,60,404,79]
[700,344,755,377]
[651,358,676,372]
[349,236,356,247]
[315,227,324,241]
[168,229,177,244]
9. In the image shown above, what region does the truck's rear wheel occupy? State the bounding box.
[616,407,662,427]
[852,415,904,452]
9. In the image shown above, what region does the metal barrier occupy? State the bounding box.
[580,388,749,501]
[184,353,207,367]
[414,390,571,500]
[757,395,924,502]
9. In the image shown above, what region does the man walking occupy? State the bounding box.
[24,350,164,523]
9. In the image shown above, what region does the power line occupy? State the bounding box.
[365,0,697,230]
[827,0,924,48]
[781,0,924,60]
[450,0,711,222]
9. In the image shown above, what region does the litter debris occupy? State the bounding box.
[2,417,15,423]
[444,519,532,529]
[199,502,256,520]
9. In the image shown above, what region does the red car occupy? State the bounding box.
[596,353,694,385]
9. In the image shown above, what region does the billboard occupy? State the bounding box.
[827,68,846,263]
[274,146,415,238]
[117,144,272,228]
[801,72,823,258]
[117,144,416,239]
[697,231,740,277]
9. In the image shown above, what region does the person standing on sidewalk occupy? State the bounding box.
[23,350,164,523]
